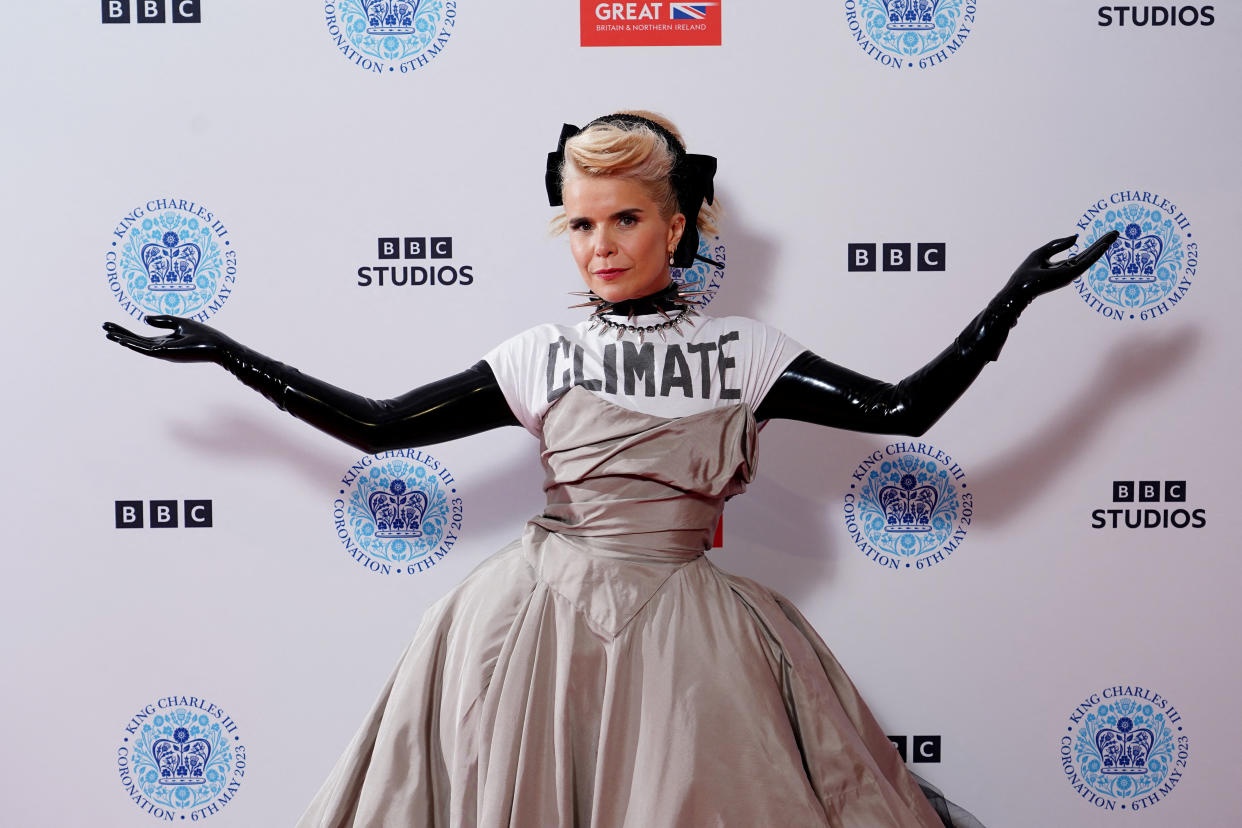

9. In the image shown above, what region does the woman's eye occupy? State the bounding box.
[618,214,637,226]
[570,221,592,232]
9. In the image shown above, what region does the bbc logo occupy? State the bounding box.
[847,242,946,272]
[115,499,213,528]
[102,0,201,24]
[1112,481,1186,503]
[888,734,941,763]
[378,237,453,260]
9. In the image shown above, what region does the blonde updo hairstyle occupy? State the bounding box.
[551,110,719,237]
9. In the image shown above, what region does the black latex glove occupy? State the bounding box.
[983,231,1123,331]
[103,314,235,363]
[102,316,518,452]
[754,232,1120,435]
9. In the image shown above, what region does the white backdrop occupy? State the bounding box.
[3,1,1240,825]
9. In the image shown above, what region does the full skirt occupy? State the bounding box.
[298,529,949,828]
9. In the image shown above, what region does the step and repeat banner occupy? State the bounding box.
[3,2,1240,825]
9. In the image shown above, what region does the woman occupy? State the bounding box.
[104,112,1116,828]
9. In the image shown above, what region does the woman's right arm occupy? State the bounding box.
[102,315,519,453]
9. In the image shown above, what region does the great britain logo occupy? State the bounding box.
[323,1,457,74]
[671,232,726,308]
[1061,684,1189,812]
[116,695,246,821]
[332,448,464,575]
[842,441,972,571]
[1071,190,1196,322]
[842,0,976,70]
[581,1,722,47]
[105,198,236,322]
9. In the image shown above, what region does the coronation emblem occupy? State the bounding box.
[116,696,246,821]
[842,442,973,571]
[1062,685,1189,812]
[1071,190,1196,322]
[332,449,465,575]
[843,0,976,70]
[323,0,458,74]
[105,198,237,322]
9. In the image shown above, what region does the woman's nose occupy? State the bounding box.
[593,228,616,257]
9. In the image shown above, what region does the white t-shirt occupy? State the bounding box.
[482,313,805,437]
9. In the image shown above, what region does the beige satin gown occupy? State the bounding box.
[298,387,945,828]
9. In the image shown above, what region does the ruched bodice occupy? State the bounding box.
[531,386,755,554]
[523,389,758,638]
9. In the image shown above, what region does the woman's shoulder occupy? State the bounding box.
[694,313,765,328]
[688,314,794,340]
[485,320,586,350]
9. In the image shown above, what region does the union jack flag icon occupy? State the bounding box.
[670,2,717,20]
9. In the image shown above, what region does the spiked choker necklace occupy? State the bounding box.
[569,282,707,341]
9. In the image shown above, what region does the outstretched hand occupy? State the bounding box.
[1005,230,1120,302]
[101,315,235,364]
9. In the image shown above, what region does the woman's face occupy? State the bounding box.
[562,174,685,303]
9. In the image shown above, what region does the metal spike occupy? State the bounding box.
[656,306,672,322]
[637,328,645,344]
[569,301,603,309]
[615,325,625,340]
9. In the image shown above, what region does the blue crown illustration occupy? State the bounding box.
[151,727,211,786]
[364,0,421,34]
[1095,717,1155,775]
[882,0,940,31]
[879,474,938,532]
[368,479,428,538]
[141,231,201,292]
[1104,223,1163,284]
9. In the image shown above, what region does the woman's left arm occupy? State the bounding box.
[754,232,1118,436]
